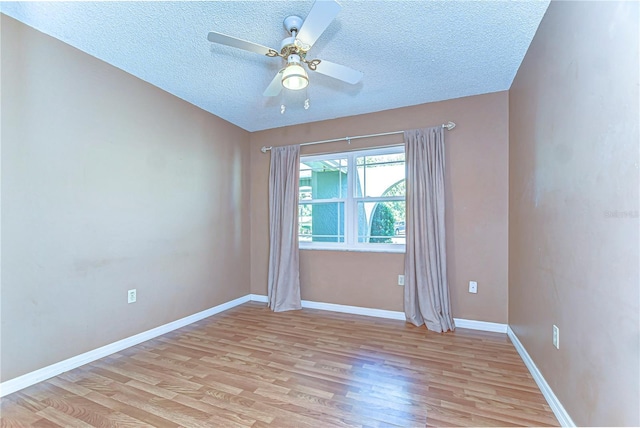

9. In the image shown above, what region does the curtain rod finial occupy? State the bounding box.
[445,121,456,130]
[261,146,269,153]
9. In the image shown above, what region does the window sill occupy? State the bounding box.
[299,246,405,254]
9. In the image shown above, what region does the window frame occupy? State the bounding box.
[299,145,405,253]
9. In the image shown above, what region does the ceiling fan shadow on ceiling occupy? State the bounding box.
[207,0,363,99]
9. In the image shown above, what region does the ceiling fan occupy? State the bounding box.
[207,0,363,97]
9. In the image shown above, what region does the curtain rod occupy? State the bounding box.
[260,121,456,153]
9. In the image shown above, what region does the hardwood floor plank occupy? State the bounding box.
[123,379,178,400]
[45,378,92,398]
[1,302,558,427]
[30,418,64,428]
[242,391,361,428]
[2,391,49,414]
[33,406,95,428]
[81,391,179,427]
[198,390,275,424]
[168,392,256,427]
[0,397,43,426]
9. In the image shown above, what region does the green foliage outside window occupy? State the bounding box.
[369,203,395,243]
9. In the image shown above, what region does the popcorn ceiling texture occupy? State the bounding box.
[0,1,548,132]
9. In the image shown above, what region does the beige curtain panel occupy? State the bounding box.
[267,145,302,312]
[404,126,455,332]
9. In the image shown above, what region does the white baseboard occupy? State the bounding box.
[249,294,268,303]
[249,294,507,332]
[0,294,251,397]
[454,318,507,333]
[507,326,575,427]
[301,299,407,320]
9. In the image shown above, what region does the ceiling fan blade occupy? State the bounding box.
[207,31,278,56]
[296,0,341,48]
[263,70,284,97]
[314,60,363,85]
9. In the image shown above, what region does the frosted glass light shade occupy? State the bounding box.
[282,63,308,90]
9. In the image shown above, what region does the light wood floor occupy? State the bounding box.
[1,302,558,427]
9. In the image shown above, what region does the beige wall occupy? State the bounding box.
[509,2,639,426]
[1,15,251,381]
[250,92,509,322]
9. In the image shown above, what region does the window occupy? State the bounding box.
[299,146,405,252]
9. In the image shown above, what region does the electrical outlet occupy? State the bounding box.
[468,281,478,293]
[398,275,405,286]
[128,289,137,304]
[553,325,560,349]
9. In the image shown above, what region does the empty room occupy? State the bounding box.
[1,1,638,427]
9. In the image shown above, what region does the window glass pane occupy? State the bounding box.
[300,158,348,200]
[299,148,406,250]
[355,153,405,198]
[299,202,345,243]
[357,201,405,245]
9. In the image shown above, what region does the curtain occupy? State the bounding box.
[404,127,455,332]
[267,145,302,312]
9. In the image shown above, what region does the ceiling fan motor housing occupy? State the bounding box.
[280,37,298,55]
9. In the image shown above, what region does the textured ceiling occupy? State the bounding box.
[0,1,549,132]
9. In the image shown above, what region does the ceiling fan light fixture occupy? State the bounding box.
[282,63,308,90]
